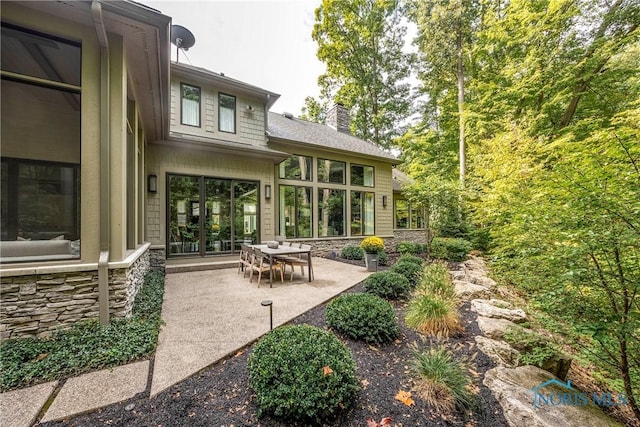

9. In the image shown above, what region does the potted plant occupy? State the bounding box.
[360,236,384,272]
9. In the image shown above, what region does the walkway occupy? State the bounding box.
[0,257,370,427]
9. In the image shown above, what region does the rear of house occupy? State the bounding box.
[1,0,426,340]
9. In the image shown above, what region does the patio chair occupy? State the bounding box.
[237,244,253,277]
[278,244,314,281]
[249,247,285,287]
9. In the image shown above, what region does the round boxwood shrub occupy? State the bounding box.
[398,254,424,266]
[364,271,411,300]
[377,250,389,266]
[390,259,424,288]
[341,245,364,260]
[326,293,399,344]
[247,325,358,422]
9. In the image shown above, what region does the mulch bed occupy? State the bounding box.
[42,259,509,427]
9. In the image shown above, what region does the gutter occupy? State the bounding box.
[92,0,111,325]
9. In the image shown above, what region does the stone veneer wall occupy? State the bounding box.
[291,231,426,257]
[0,248,151,340]
[149,247,166,273]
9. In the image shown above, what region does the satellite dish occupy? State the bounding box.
[171,25,195,62]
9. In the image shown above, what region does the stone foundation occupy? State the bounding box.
[149,247,166,273]
[1,247,152,340]
[290,231,427,257]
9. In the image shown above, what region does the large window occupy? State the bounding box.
[219,93,236,133]
[181,83,201,127]
[351,191,374,236]
[1,23,81,262]
[351,164,374,187]
[317,159,345,184]
[279,185,312,238]
[394,197,425,229]
[279,155,312,181]
[318,188,345,236]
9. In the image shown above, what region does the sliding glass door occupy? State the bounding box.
[168,175,259,257]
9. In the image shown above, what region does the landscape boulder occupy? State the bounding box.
[475,336,521,368]
[477,316,521,340]
[483,365,623,427]
[471,299,527,323]
[453,280,491,300]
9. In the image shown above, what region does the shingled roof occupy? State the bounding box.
[267,112,399,164]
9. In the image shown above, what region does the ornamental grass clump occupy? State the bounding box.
[390,258,424,288]
[247,325,358,423]
[326,293,399,344]
[364,271,411,300]
[405,294,462,337]
[360,236,385,253]
[410,343,475,412]
[416,262,457,300]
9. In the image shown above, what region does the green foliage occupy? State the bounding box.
[503,327,562,368]
[376,250,389,266]
[430,237,472,262]
[0,271,165,391]
[397,254,424,266]
[416,262,457,300]
[247,325,358,422]
[410,343,475,411]
[326,293,399,344]
[389,258,424,288]
[312,0,413,149]
[405,294,462,337]
[396,241,427,255]
[364,271,411,300]
[340,245,364,260]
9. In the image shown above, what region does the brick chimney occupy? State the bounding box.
[326,103,351,134]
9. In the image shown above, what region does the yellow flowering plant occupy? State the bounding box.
[360,236,384,253]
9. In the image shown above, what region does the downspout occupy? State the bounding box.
[92,1,111,325]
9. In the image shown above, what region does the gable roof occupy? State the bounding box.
[267,112,400,164]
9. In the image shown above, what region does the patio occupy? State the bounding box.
[150,256,371,396]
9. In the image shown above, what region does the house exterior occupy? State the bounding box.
[0,0,425,339]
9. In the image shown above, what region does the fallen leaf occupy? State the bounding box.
[395,390,415,406]
[380,417,392,425]
[366,418,378,427]
[36,353,48,361]
[323,365,333,376]
[368,345,380,352]
[235,350,245,357]
[361,379,370,389]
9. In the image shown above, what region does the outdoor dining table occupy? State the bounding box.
[250,244,313,287]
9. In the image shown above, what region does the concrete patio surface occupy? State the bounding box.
[150,257,370,396]
[0,257,370,426]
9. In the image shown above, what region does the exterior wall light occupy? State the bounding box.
[265,184,271,199]
[148,174,158,193]
[382,195,388,207]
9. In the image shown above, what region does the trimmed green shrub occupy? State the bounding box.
[397,241,428,255]
[410,343,474,411]
[405,294,462,337]
[416,262,457,300]
[364,271,411,300]
[341,245,364,260]
[390,259,424,288]
[376,250,389,266]
[0,271,166,391]
[398,254,424,266]
[247,325,358,422]
[430,237,472,262]
[326,293,399,344]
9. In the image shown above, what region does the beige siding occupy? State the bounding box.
[169,77,266,145]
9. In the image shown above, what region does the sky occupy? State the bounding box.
[143,0,325,115]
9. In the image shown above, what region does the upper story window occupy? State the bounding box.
[181,83,201,127]
[317,158,345,184]
[279,155,312,181]
[219,93,236,133]
[351,164,374,187]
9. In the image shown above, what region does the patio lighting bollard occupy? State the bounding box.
[261,300,273,330]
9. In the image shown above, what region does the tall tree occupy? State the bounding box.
[409,0,481,188]
[312,0,413,149]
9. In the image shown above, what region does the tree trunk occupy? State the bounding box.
[457,26,466,189]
